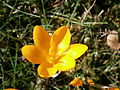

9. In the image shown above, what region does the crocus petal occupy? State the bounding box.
[3,88,18,90]
[65,44,88,59]
[56,55,75,71]
[33,25,51,54]
[21,45,46,64]
[49,26,71,56]
[69,78,83,86]
[37,63,57,78]
[87,79,94,86]
[109,88,120,90]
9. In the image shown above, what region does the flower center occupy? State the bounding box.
[49,56,56,64]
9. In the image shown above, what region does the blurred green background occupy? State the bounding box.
[0,0,120,90]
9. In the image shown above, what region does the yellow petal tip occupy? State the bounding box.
[69,78,83,86]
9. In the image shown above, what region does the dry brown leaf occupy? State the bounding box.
[107,31,120,49]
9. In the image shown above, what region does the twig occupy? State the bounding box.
[48,15,108,26]
[81,0,96,22]
[98,10,104,18]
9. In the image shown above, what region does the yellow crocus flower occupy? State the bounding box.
[21,25,88,78]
